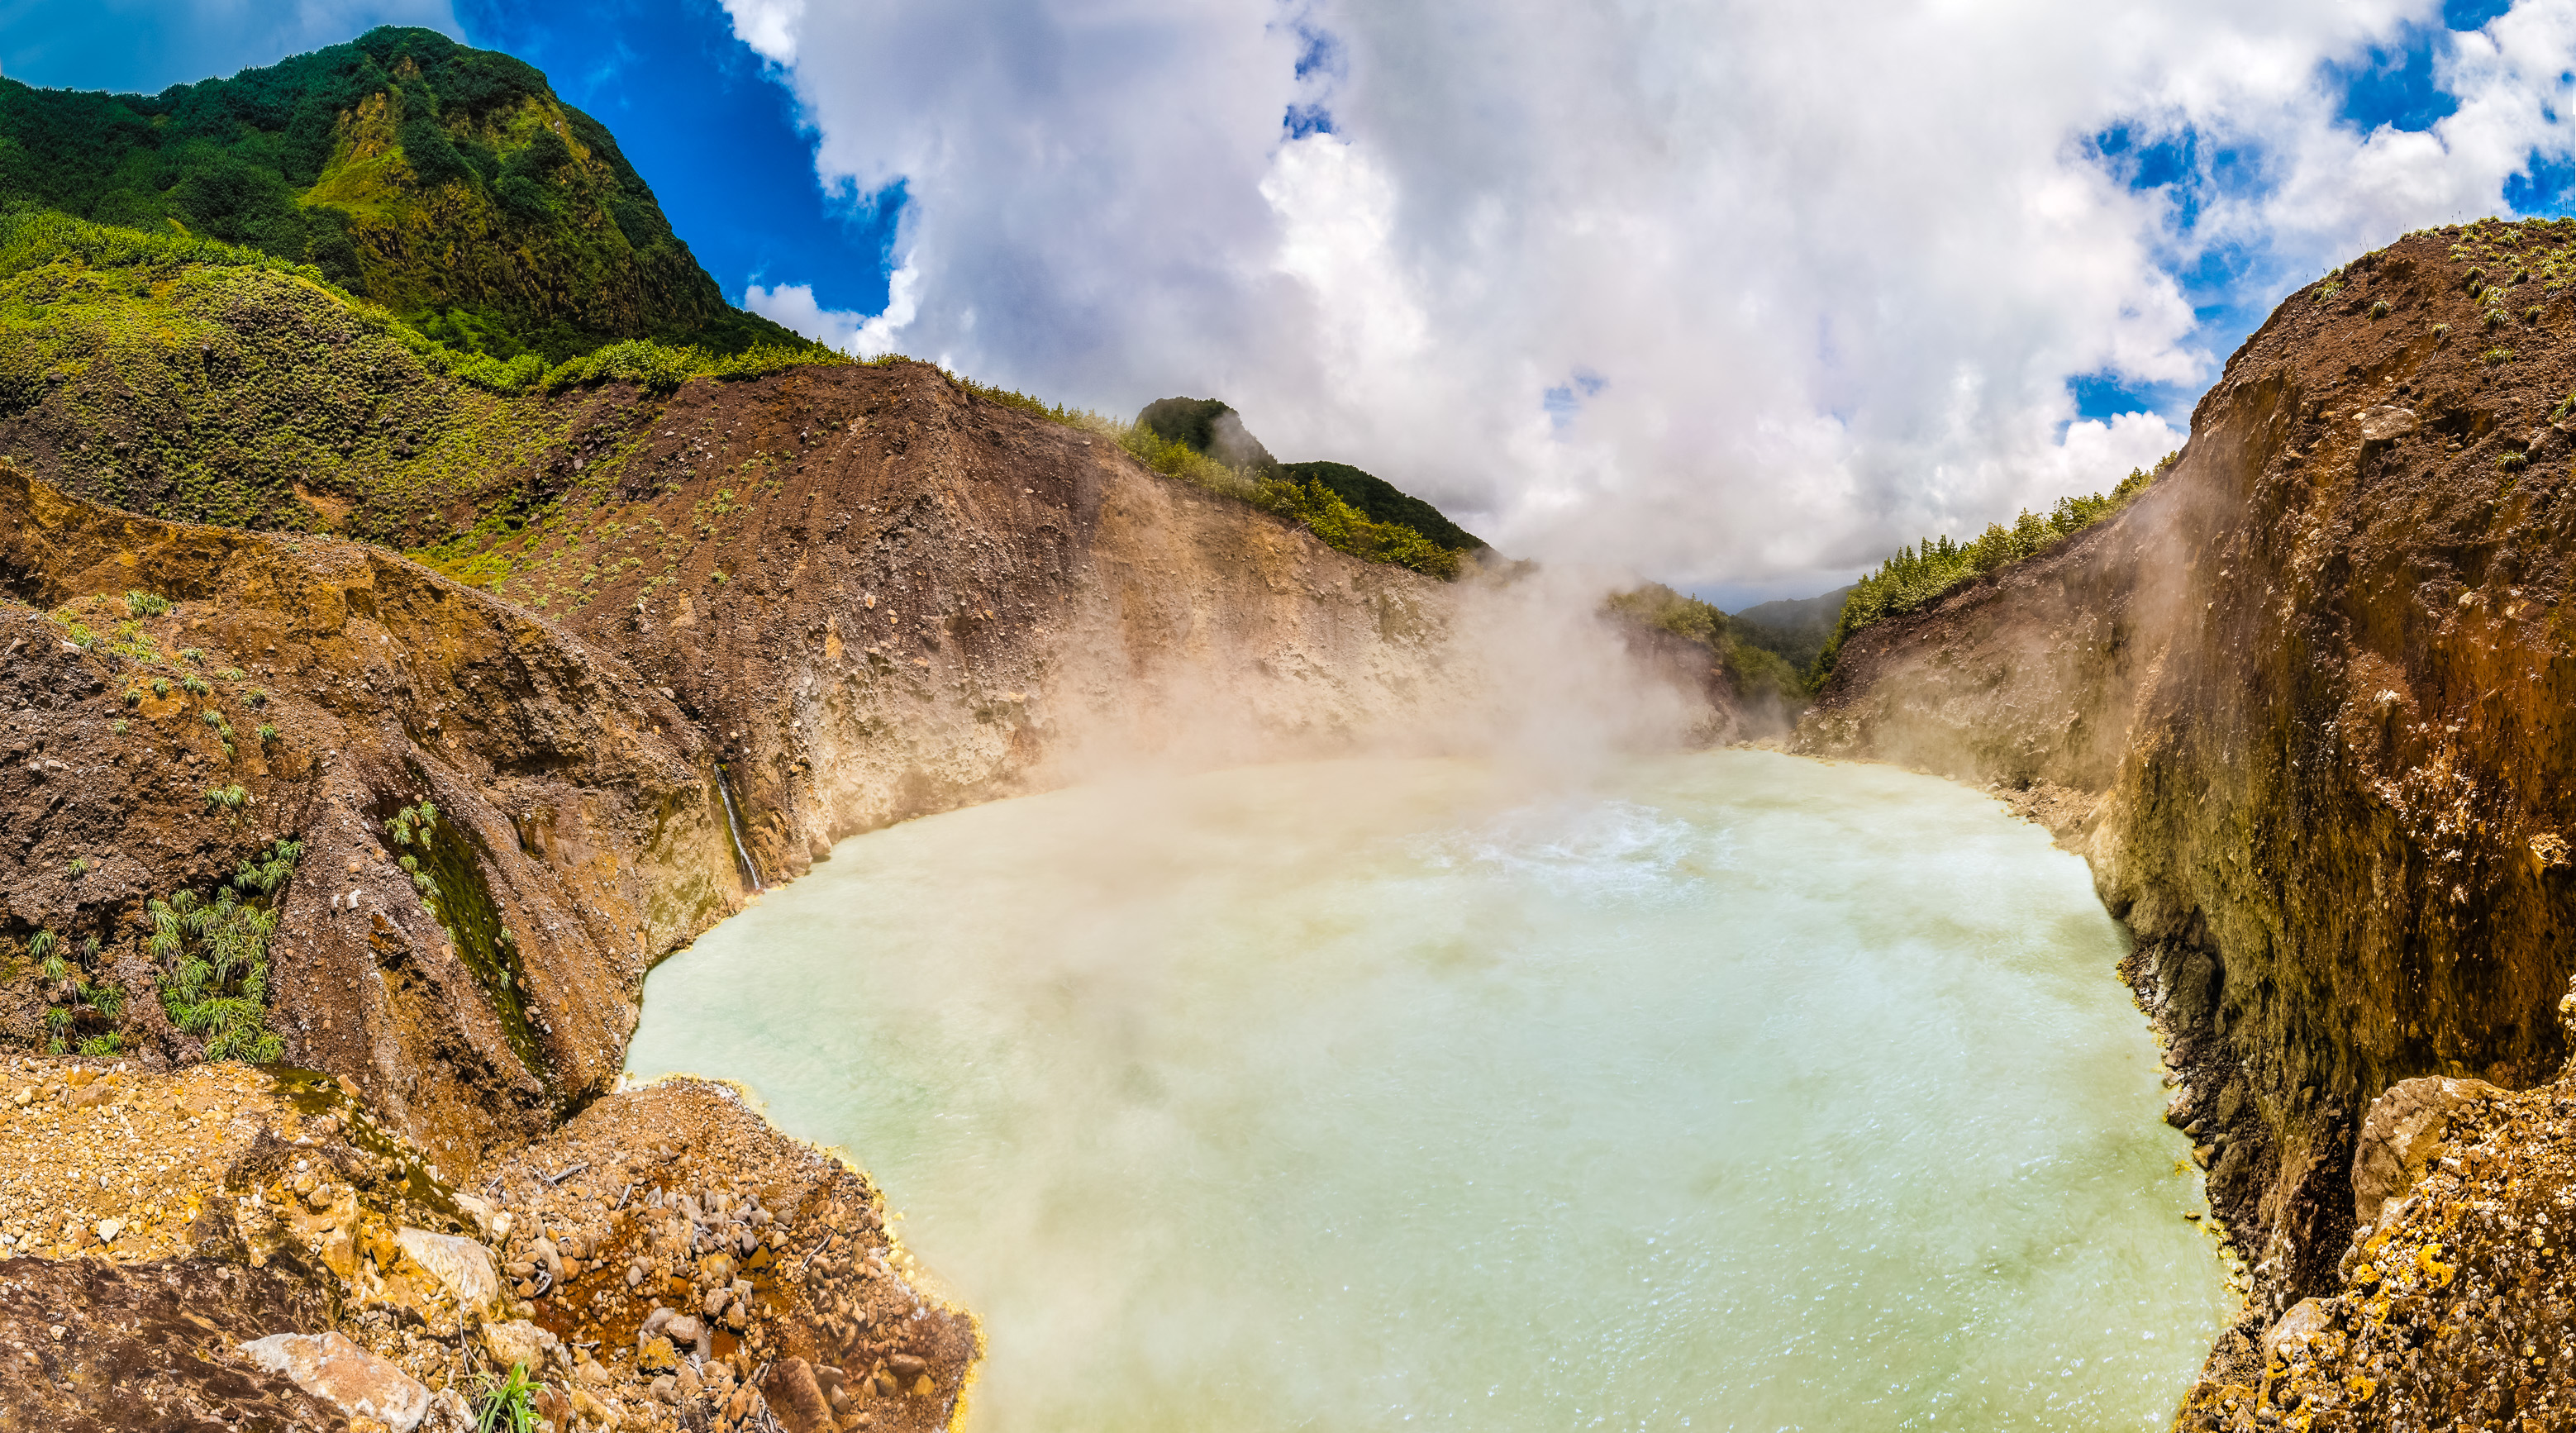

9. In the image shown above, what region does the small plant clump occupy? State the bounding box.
[150,839,303,1064]
[124,590,170,617]
[202,783,250,812]
[202,708,236,756]
[387,802,461,944]
[2483,347,2518,365]
[2498,450,2530,472]
[474,1363,540,1433]
[32,930,126,1056]
[180,674,212,697]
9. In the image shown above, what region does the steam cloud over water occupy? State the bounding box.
[721,0,2576,595]
[627,752,2232,1429]
[1015,562,1732,796]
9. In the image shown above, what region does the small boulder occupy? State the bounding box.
[760,1357,837,1433]
[239,1331,433,1432]
[2352,1076,2506,1226]
[2356,406,2418,443]
[450,1192,500,1239]
[2263,1297,2337,1361]
[68,1080,120,1108]
[479,1318,555,1373]
[636,1335,681,1377]
[397,1227,499,1307]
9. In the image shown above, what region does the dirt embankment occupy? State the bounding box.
[1802,218,2576,1415]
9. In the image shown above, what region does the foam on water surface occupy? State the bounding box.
[628,750,2233,1430]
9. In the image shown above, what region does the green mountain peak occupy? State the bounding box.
[0,26,795,362]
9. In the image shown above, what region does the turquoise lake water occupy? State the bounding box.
[626,750,2232,1430]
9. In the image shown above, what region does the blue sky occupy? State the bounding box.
[9,1,2576,600]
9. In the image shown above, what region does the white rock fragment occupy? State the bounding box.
[238,1331,431,1432]
[395,1226,500,1307]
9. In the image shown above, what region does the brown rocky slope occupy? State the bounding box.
[1,347,1760,1428]
[1800,216,2576,1421]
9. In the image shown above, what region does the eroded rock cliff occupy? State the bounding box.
[1801,217,2576,1413]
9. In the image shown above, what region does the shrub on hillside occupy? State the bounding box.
[1815,454,2175,678]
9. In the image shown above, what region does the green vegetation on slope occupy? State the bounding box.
[1109,415,1465,578]
[1603,583,1806,709]
[0,25,803,362]
[1122,395,1484,578]
[1274,460,1488,553]
[1136,396,1270,464]
[150,838,303,1064]
[1816,454,2175,679]
[0,208,840,539]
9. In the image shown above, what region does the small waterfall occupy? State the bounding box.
[714,764,764,893]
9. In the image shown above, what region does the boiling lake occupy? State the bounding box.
[626,750,2233,1430]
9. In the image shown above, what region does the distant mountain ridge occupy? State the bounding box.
[0,26,795,361]
[1730,584,1854,674]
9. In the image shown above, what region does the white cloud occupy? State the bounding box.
[745,263,918,359]
[740,0,2576,593]
[717,0,803,66]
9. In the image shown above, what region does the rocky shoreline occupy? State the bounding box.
[0,1052,974,1432]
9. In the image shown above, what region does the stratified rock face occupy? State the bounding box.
[2348,1074,2505,1226]
[1800,218,2576,1389]
[238,1331,433,1432]
[0,1255,347,1432]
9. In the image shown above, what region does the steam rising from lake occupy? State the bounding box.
[627,751,2231,1429]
